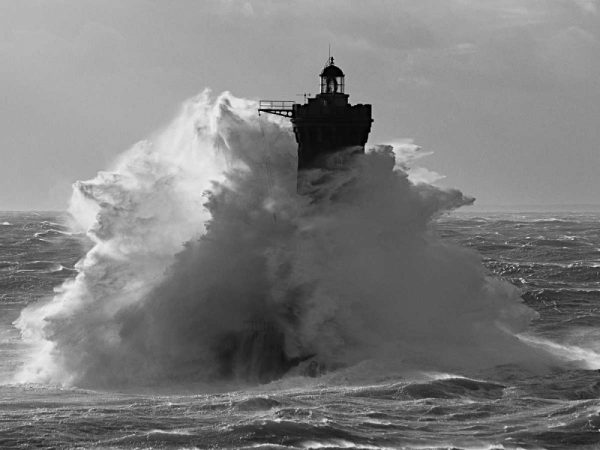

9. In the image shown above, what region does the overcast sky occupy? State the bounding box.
[1,0,599,210]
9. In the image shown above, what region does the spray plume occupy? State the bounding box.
[15,91,551,387]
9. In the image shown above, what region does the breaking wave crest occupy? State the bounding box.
[14,91,554,387]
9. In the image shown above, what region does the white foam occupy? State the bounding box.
[13,91,556,387]
[517,334,600,369]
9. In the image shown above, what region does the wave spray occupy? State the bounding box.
[15,91,549,387]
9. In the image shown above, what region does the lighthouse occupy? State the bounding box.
[217,57,374,383]
[259,57,373,170]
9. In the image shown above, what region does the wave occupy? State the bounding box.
[48,264,78,275]
[532,218,580,224]
[517,335,600,369]
[14,91,558,388]
[346,375,505,401]
[533,238,586,248]
[486,260,600,285]
[18,261,58,271]
[21,237,52,246]
[33,229,73,239]
[15,261,78,275]
[400,377,505,400]
[523,287,600,304]
[39,220,68,230]
[0,261,16,271]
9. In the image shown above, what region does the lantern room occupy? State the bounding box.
[320,57,345,94]
[258,53,372,171]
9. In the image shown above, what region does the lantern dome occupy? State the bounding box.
[320,57,345,94]
[320,59,345,78]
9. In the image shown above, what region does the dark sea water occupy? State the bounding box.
[1,210,600,449]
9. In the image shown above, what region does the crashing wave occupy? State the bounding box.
[14,91,552,387]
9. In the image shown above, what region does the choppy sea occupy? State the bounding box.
[1,209,600,449]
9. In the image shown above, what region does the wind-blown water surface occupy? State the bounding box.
[1,92,599,448]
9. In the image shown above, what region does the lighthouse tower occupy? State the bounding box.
[259,56,373,170]
[215,58,374,382]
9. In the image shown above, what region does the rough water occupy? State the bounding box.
[1,92,600,448]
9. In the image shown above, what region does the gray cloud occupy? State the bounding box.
[1,0,599,209]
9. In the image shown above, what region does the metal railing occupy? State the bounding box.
[259,100,295,110]
[258,100,295,118]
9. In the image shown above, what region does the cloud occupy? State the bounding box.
[380,0,600,90]
[1,0,600,208]
[542,26,600,84]
[571,0,598,14]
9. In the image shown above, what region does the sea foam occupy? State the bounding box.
[14,91,554,387]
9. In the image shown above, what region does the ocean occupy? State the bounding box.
[1,92,600,449]
[1,209,600,449]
